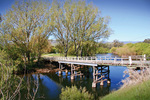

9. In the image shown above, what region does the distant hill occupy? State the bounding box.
[121,41,141,44]
[48,40,142,46]
[104,41,142,44]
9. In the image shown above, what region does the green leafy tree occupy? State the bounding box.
[143,38,150,43]
[51,0,111,57]
[134,43,149,55]
[0,0,54,68]
[113,39,124,47]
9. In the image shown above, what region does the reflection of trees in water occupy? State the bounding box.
[0,63,23,100]
[21,74,44,100]
[0,67,41,100]
[46,68,111,99]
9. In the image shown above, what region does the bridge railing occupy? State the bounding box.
[54,56,145,61]
[43,54,148,66]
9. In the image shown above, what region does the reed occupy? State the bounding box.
[122,68,150,88]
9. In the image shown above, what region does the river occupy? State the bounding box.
[20,53,128,100]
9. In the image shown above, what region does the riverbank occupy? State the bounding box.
[101,79,150,100]
[15,61,59,75]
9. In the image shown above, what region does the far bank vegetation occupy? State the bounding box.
[111,42,150,57]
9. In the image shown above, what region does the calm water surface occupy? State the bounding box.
[22,54,128,100]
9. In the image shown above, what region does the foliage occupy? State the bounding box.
[55,43,64,54]
[101,80,150,100]
[111,43,150,57]
[110,47,117,53]
[51,0,111,57]
[143,38,150,43]
[67,41,110,56]
[0,50,23,100]
[43,41,56,53]
[96,47,109,54]
[143,46,150,57]
[101,69,150,100]
[0,0,53,69]
[133,43,149,55]
[60,86,93,100]
[113,39,124,47]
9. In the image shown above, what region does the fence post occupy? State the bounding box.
[121,58,123,65]
[96,57,97,63]
[129,56,132,66]
[144,54,146,61]
[114,56,116,64]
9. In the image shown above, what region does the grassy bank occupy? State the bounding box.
[101,79,150,100]
[42,53,63,57]
[42,53,76,57]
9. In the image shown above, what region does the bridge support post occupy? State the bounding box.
[107,80,110,84]
[92,82,96,88]
[65,69,68,75]
[71,64,74,80]
[58,63,62,75]
[92,66,97,87]
[59,71,62,75]
[71,75,74,80]
[100,81,103,85]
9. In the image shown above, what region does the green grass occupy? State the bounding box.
[42,53,76,57]
[42,53,63,57]
[101,80,150,100]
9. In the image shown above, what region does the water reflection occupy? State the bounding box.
[19,53,128,100]
[21,65,127,100]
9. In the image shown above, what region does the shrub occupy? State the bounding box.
[110,43,150,57]
[60,86,93,100]
[97,47,109,54]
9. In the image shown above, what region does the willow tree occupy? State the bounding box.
[51,0,111,57]
[50,1,73,57]
[0,1,54,68]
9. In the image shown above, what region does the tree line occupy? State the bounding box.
[0,0,111,70]
[111,40,150,57]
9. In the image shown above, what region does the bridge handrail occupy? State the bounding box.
[43,54,147,62]
[42,54,149,66]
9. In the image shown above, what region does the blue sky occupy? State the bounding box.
[0,0,150,42]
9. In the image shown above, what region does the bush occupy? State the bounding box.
[60,86,93,100]
[96,47,109,54]
[111,43,150,57]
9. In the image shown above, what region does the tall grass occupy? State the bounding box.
[101,68,150,100]
[122,68,150,88]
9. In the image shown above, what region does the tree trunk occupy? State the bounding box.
[64,50,68,57]
[74,43,78,57]
[80,46,83,57]
[27,51,30,62]
[75,45,79,57]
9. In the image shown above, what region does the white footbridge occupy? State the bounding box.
[43,54,150,87]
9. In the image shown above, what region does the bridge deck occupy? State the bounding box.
[43,55,150,67]
[58,61,98,66]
